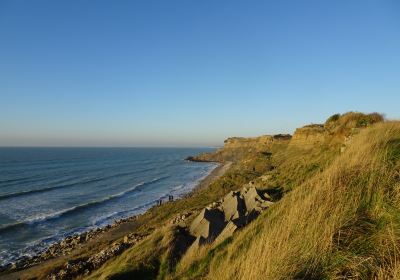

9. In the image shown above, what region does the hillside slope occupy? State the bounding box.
[85,112,399,280]
[198,122,400,280]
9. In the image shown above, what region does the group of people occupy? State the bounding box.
[156,194,174,206]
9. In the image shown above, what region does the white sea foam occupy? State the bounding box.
[0,149,217,267]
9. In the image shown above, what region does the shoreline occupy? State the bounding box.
[1,161,230,279]
[189,161,231,192]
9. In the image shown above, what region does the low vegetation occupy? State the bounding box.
[1,111,394,280]
[77,112,400,279]
[204,121,400,279]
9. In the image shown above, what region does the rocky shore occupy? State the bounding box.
[0,215,141,273]
[47,231,147,280]
[185,156,219,162]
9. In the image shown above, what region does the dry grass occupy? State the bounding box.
[83,113,398,280]
[199,122,400,280]
[85,226,172,280]
[325,112,384,134]
[81,165,262,279]
[175,241,213,276]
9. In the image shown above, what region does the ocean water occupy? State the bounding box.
[0,147,217,266]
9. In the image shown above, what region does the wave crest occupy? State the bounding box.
[0,176,168,234]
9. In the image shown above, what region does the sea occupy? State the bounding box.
[0,147,217,266]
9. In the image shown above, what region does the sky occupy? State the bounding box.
[0,0,399,147]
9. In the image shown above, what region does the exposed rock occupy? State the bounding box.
[188,186,273,247]
[215,221,239,245]
[243,187,266,213]
[190,134,291,163]
[290,124,326,147]
[47,233,146,279]
[170,212,192,225]
[4,214,144,273]
[189,208,226,242]
[190,236,206,249]
[185,156,216,163]
[123,235,129,244]
[220,191,246,226]
[260,174,273,182]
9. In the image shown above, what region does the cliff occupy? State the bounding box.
[6,112,398,280]
[84,112,394,280]
[290,112,384,148]
[191,134,291,163]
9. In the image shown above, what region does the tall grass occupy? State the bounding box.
[201,122,400,279]
[84,113,397,280]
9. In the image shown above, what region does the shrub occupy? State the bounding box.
[325,113,341,124]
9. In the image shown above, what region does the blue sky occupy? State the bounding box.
[0,0,399,147]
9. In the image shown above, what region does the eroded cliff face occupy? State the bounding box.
[290,124,326,147]
[190,113,385,166]
[223,134,291,149]
[290,112,385,149]
[191,134,292,163]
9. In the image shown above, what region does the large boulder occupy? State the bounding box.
[221,191,246,225]
[188,186,273,246]
[214,221,239,245]
[189,208,226,242]
[242,187,270,213]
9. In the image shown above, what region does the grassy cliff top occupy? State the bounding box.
[82,112,400,280]
[16,112,396,280]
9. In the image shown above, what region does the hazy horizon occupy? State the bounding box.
[1,1,400,147]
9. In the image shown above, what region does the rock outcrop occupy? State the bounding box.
[189,208,226,244]
[221,191,246,225]
[290,124,326,147]
[188,186,273,247]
